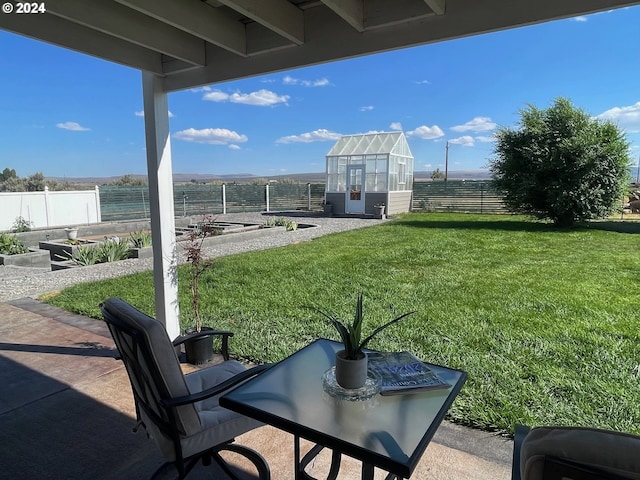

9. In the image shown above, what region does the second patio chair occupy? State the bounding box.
[512,424,640,480]
[100,297,270,480]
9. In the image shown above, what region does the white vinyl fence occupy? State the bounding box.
[0,186,101,231]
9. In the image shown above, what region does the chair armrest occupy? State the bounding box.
[173,329,234,360]
[162,363,272,408]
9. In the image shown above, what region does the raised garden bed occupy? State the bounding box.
[0,248,51,268]
[38,239,99,261]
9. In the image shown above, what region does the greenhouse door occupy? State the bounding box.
[346,165,365,213]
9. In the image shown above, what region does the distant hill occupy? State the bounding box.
[49,170,492,185]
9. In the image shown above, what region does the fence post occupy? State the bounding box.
[222,184,227,215]
[480,182,484,214]
[265,184,270,212]
[44,186,51,227]
[95,185,102,223]
[307,183,311,211]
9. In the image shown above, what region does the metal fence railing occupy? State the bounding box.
[100,184,327,222]
[100,181,508,222]
[411,180,506,213]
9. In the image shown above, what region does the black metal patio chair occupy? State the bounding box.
[512,424,640,480]
[100,297,271,480]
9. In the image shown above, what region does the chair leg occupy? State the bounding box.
[212,443,271,480]
[512,424,531,480]
[150,457,201,480]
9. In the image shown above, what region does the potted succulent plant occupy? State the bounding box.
[310,293,415,389]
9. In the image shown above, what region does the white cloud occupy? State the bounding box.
[276,129,342,144]
[451,116,497,132]
[423,163,432,169]
[475,135,495,143]
[406,125,445,140]
[390,122,403,131]
[449,135,475,147]
[56,121,90,131]
[173,128,248,145]
[282,75,330,87]
[360,105,374,112]
[415,80,430,85]
[203,89,289,106]
[595,101,640,133]
[203,90,231,102]
[572,16,588,22]
[135,110,174,117]
[190,86,212,92]
[228,144,241,150]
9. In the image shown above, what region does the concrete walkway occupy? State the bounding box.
[0,299,513,479]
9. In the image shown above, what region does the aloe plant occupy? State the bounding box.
[310,293,415,360]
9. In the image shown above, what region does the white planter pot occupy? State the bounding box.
[64,228,78,240]
[335,350,368,389]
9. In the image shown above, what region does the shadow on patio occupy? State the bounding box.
[0,300,512,480]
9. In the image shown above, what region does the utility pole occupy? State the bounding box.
[445,140,449,182]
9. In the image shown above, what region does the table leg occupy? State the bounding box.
[294,435,343,480]
[362,462,375,480]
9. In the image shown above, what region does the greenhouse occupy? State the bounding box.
[325,132,414,216]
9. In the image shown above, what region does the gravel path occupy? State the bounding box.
[0,212,387,301]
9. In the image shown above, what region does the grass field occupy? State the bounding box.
[44,212,640,435]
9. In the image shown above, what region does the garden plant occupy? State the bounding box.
[490,97,631,227]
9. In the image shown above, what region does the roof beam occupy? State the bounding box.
[321,0,364,32]
[365,0,435,30]
[163,0,640,92]
[424,0,446,15]
[47,0,205,66]
[0,12,163,74]
[116,0,247,57]
[216,0,304,45]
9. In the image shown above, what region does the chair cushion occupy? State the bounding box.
[179,361,263,459]
[520,426,640,480]
[101,298,200,435]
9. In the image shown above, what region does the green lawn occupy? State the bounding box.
[44,213,640,435]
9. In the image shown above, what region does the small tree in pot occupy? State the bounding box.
[182,219,217,364]
[310,293,415,389]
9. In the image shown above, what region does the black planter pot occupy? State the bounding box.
[183,327,215,365]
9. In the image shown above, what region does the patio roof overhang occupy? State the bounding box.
[2,0,638,337]
[2,0,639,93]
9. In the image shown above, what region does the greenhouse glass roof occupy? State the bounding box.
[327,132,412,157]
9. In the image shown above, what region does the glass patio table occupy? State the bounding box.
[219,338,467,480]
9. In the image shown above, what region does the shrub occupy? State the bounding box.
[263,217,298,231]
[67,244,102,266]
[0,232,29,255]
[129,230,152,248]
[489,97,631,227]
[99,239,132,263]
[11,216,32,233]
[65,239,132,266]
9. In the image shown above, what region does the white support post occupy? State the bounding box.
[142,71,180,340]
[307,183,311,211]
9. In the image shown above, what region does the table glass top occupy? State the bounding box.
[221,338,466,475]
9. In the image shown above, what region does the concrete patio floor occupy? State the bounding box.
[0,299,514,479]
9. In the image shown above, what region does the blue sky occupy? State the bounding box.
[1,6,639,178]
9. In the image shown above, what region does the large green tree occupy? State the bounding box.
[489,98,630,227]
